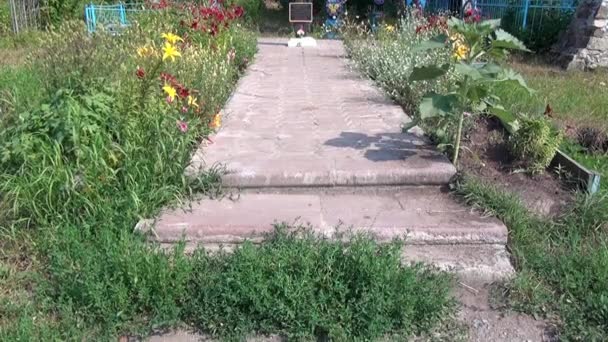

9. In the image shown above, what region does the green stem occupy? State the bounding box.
[453,76,470,167]
[138,58,163,110]
[453,110,465,167]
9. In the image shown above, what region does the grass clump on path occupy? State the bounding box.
[184,227,455,341]
[455,175,608,340]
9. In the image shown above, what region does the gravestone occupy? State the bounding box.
[288,1,317,47]
[553,0,608,70]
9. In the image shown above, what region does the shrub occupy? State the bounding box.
[502,7,573,53]
[183,227,455,340]
[0,0,10,35]
[39,0,90,26]
[343,11,455,116]
[507,117,563,174]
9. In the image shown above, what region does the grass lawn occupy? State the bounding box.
[498,59,608,129]
[496,59,608,187]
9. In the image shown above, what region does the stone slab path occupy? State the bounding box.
[143,38,512,280]
[137,38,539,342]
[187,38,455,187]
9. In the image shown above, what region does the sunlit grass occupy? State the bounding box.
[498,60,608,128]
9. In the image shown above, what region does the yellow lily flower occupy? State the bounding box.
[162,43,181,62]
[210,113,221,129]
[384,25,395,33]
[453,42,469,60]
[187,95,199,108]
[162,32,183,44]
[137,45,154,57]
[163,84,177,101]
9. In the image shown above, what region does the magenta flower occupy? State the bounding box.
[177,120,189,133]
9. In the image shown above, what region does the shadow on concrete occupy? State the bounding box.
[324,131,445,162]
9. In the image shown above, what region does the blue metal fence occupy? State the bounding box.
[408,0,578,30]
[85,3,146,33]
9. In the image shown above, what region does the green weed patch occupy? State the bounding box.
[455,175,608,340]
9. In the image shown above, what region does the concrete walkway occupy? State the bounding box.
[187,38,455,186]
[141,38,512,279]
[135,38,539,342]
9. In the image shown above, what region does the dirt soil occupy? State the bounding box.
[459,117,573,217]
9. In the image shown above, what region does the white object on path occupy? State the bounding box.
[288,37,317,47]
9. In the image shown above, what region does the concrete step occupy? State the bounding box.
[186,132,456,188]
[137,187,513,281]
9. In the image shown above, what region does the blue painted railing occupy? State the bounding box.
[408,0,578,30]
[85,3,146,33]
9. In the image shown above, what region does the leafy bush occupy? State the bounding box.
[502,8,573,53]
[0,0,10,35]
[507,117,563,174]
[343,11,454,116]
[183,227,455,340]
[228,0,264,23]
[409,18,530,165]
[39,0,91,26]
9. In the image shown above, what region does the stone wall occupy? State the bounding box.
[554,0,608,70]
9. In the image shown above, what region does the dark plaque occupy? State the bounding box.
[289,3,313,23]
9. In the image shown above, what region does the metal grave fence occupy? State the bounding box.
[84,0,224,33]
[85,3,146,33]
[409,0,578,31]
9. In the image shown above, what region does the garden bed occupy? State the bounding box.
[459,117,573,217]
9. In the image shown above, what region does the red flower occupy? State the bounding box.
[161,72,177,83]
[136,67,145,79]
[176,85,190,99]
[232,6,244,18]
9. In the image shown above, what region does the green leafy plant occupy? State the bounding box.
[343,11,455,117]
[183,227,455,341]
[0,0,10,35]
[507,117,563,174]
[410,18,532,166]
[502,7,573,53]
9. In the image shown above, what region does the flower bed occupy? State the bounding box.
[0,2,256,339]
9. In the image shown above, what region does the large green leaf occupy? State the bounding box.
[481,19,502,30]
[412,34,448,52]
[454,62,483,80]
[410,64,450,81]
[488,106,520,133]
[419,93,458,119]
[477,62,503,76]
[447,17,464,30]
[496,68,534,94]
[492,29,530,52]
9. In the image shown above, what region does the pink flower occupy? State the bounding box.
[181,106,188,113]
[166,96,174,104]
[177,120,188,133]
